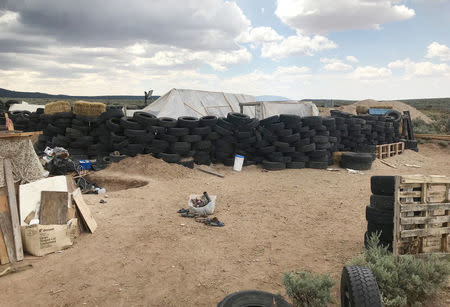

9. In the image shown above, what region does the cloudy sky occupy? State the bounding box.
[0,0,449,99]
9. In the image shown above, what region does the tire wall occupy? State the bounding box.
[24,109,401,168]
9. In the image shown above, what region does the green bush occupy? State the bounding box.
[438,141,448,148]
[349,234,450,307]
[283,271,335,307]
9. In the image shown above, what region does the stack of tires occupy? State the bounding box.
[44,112,73,151]
[213,113,260,167]
[257,115,305,170]
[301,116,331,170]
[365,176,395,250]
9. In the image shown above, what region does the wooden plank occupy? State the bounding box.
[399,191,421,198]
[0,211,15,263]
[393,176,401,256]
[400,203,450,212]
[401,227,450,238]
[400,175,450,184]
[39,191,69,225]
[401,215,450,225]
[0,131,43,138]
[415,134,450,141]
[3,159,23,261]
[66,175,77,193]
[72,188,97,233]
[0,195,10,264]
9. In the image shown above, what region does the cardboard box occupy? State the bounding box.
[21,219,78,256]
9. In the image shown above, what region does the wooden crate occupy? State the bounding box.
[393,175,450,256]
[376,142,405,159]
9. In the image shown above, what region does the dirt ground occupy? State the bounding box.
[1,143,449,306]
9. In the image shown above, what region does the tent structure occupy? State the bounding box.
[239,100,319,119]
[142,88,255,118]
[8,101,42,112]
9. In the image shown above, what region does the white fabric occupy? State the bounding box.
[256,100,319,119]
[8,101,42,112]
[143,88,255,118]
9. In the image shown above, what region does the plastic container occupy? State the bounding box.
[79,160,92,170]
[188,194,217,216]
[233,154,244,171]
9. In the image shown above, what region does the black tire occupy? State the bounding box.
[279,114,301,125]
[193,126,211,135]
[262,160,286,171]
[216,117,234,130]
[206,131,220,141]
[313,135,329,143]
[106,118,122,132]
[276,129,293,137]
[341,152,374,163]
[273,141,289,149]
[306,161,328,169]
[370,194,394,211]
[260,115,279,126]
[133,111,158,126]
[167,127,190,137]
[217,290,290,307]
[226,112,250,126]
[199,115,218,127]
[171,142,191,154]
[194,140,212,151]
[259,146,276,154]
[178,116,199,128]
[268,122,285,132]
[299,143,316,152]
[214,124,233,136]
[340,266,382,307]
[158,117,178,128]
[366,205,394,224]
[370,176,395,196]
[120,117,142,129]
[286,161,305,169]
[385,110,402,123]
[181,134,202,143]
[340,159,372,170]
[281,133,300,144]
[160,153,181,163]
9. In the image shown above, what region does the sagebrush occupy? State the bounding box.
[283,271,335,307]
[349,234,450,307]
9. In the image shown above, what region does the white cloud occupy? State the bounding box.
[261,34,337,60]
[275,0,415,34]
[389,58,450,77]
[425,42,450,62]
[261,8,265,13]
[320,58,353,71]
[346,56,359,63]
[275,66,310,74]
[237,27,283,44]
[352,66,392,79]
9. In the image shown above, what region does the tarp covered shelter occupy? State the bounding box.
[240,100,319,119]
[8,101,42,113]
[143,88,255,118]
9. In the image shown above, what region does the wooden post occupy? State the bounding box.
[3,159,23,261]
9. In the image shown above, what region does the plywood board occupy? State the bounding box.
[72,188,97,233]
[39,191,69,225]
[0,211,15,263]
[4,159,23,261]
[19,176,68,226]
[0,195,10,264]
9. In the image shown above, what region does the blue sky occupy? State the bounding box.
[0,0,449,99]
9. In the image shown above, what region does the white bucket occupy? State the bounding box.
[233,154,244,171]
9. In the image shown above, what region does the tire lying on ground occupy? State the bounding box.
[262,160,286,171]
[217,290,290,307]
[340,266,382,307]
[339,152,374,170]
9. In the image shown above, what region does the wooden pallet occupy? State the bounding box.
[376,142,405,159]
[393,175,450,256]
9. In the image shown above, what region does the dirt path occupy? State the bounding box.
[1,143,449,306]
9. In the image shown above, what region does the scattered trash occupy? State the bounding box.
[195,216,225,227]
[188,193,216,216]
[99,199,106,204]
[326,168,340,172]
[405,163,421,168]
[346,168,364,175]
[196,165,225,178]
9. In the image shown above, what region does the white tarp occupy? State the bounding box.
[8,101,42,112]
[143,88,255,118]
[242,100,319,119]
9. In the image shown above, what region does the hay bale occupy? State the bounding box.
[73,100,106,117]
[44,101,71,114]
[332,151,350,164]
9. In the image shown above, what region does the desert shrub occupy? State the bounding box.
[283,271,335,307]
[411,119,438,134]
[438,141,448,148]
[349,234,450,307]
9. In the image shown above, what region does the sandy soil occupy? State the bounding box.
[1,143,449,306]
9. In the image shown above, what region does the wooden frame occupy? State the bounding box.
[393,175,450,256]
[376,142,405,159]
